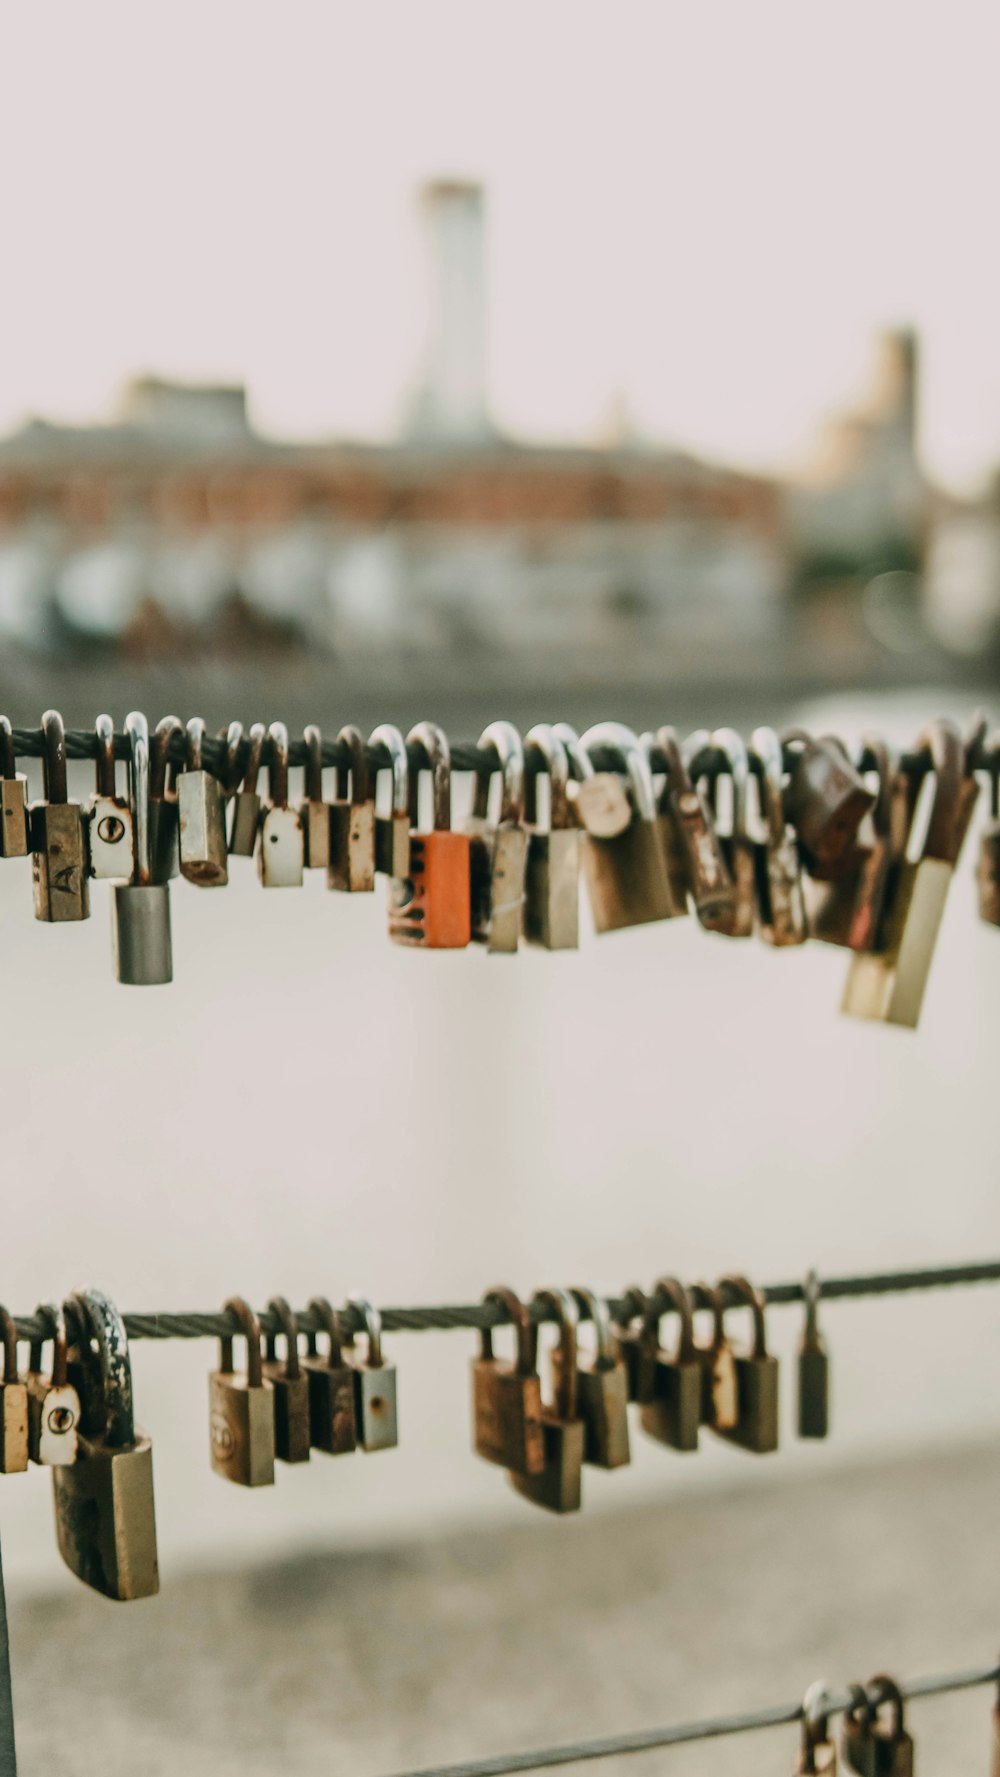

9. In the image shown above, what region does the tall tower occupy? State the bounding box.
[409,181,494,445]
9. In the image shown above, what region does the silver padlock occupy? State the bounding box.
[177,716,228,887]
[86,714,134,880]
[465,721,529,953]
[0,715,29,857]
[347,1296,398,1453]
[229,721,265,858]
[300,724,331,869]
[579,722,675,931]
[259,721,304,888]
[148,715,182,883]
[370,723,411,880]
[328,726,376,892]
[30,709,90,923]
[523,724,580,950]
[112,710,173,985]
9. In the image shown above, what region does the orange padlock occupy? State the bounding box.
[389,721,471,949]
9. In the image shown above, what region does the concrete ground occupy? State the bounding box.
[8,1438,998,1776]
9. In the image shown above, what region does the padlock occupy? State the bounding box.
[797,1682,838,1774]
[649,727,735,925]
[347,1295,398,1452]
[148,715,182,882]
[25,1304,80,1467]
[299,724,331,869]
[30,709,90,922]
[229,721,265,858]
[328,725,376,893]
[389,722,471,949]
[555,722,631,840]
[522,724,580,950]
[209,1296,275,1487]
[53,1290,158,1601]
[842,719,970,1027]
[301,1296,357,1456]
[611,1286,650,1403]
[85,713,134,880]
[370,723,412,880]
[177,715,228,887]
[637,1277,701,1453]
[807,740,908,949]
[509,1289,585,1514]
[579,722,675,931]
[0,1308,28,1474]
[688,1282,738,1432]
[841,1684,878,1776]
[552,1288,630,1470]
[867,1677,914,1777]
[782,728,876,879]
[0,715,29,857]
[472,1287,545,1476]
[977,738,1000,927]
[465,721,529,953]
[714,1274,779,1453]
[261,1296,311,1465]
[797,1269,829,1440]
[258,720,304,887]
[111,710,173,986]
[748,727,807,946]
[695,727,756,937]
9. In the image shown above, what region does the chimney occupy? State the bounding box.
[409,181,493,444]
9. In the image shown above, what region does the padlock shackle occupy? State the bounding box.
[569,1287,615,1372]
[185,716,208,775]
[94,713,117,798]
[912,718,966,863]
[239,723,266,799]
[217,720,245,796]
[869,1673,906,1740]
[718,1273,769,1358]
[644,1277,697,1364]
[307,1296,349,1369]
[267,721,291,808]
[0,715,16,782]
[348,1294,384,1369]
[149,715,182,800]
[524,725,571,832]
[369,725,409,819]
[124,710,153,888]
[550,723,594,783]
[0,1306,18,1384]
[701,727,750,841]
[802,1268,823,1347]
[748,726,786,848]
[799,1680,833,1771]
[301,725,324,803]
[406,722,452,832]
[221,1297,264,1387]
[40,709,68,804]
[472,722,525,826]
[614,1284,649,1335]
[30,1302,69,1385]
[335,724,371,805]
[580,723,657,822]
[653,726,696,805]
[70,1289,136,1450]
[532,1287,579,1423]
[482,1287,537,1376]
[688,1281,726,1352]
[266,1296,302,1381]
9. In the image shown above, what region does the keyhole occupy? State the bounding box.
[47,1406,75,1434]
[97,815,126,845]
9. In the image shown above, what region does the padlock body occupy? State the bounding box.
[717,1353,779,1454]
[468,820,528,952]
[843,1718,877,1775]
[300,798,331,870]
[754,834,807,946]
[209,1372,275,1487]
[672,787,736,923]
[806,863,865,947]
[302,1357,357,1455]
[471,1359,545,1475]
[784,739,875,873]
[874,1730,913,1777]
[352,1360,398,1452]
[573,772,631,838]
[572,1362,631,1469]
[655,810,691,914]
[148,798,180,881]
[328,800,376,892]
[0,1381,29,1474]
[638,1356,702,1452]
[702,834,755,937]
[524,829,580,950]
[375,811,410,879]
[0,774,29,857]
[87,793,134,880]
[798,1345,830,1439]
[53,1430,158,1601]
[698,1342,739,1430]
[389,830,471,949]
[113,882,172,986]
[258,805,304,887]
[977,824,1000,927]
[228,790,261,858]
[26,1376,80,1466]
[178,770,228,886]
[842,857,952,1028]
[31,802,90,922]
[614,1329,644,1403]
[508,1413,584,1513]
[582,815,675,932]
[261,1364,312,1464]
[797,1738,838,1774]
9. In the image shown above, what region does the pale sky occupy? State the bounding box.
[2,0,999,491]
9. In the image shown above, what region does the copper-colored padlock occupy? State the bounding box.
[389,722,471,949]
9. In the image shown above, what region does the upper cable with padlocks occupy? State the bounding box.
[4,709,998,1024]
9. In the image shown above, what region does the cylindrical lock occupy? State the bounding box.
[112,710,172,985]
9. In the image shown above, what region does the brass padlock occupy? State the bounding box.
[554,1288,629,1470]
[841,1684,877,1776]
[749,727,807,946]
[25,1304,80,1467]
[554,720,631,842]
[177,716,228,887]
[579,722,675,930]
[637,1277,701,1453]
[301,1296,357,1456]
[509,1289,585,1515]
[347,1295,398,1452]
[148,715,182,882]
[262,1296,311,1465]
[797,1682,838,1774]
[328,725,376,892]
[977,738,1000,928]
[112,711,173,986]
[86,713,134,880]
[370,724,412,880]
[53,1291,158,1601]
[782,728,875,879]
[389,722,471,949]
[0,715,28,858]
[522,724,580,950]
[694,728,756,937]
[0,1307,28,1474]
[650,727,735,925]
[472,1286,545,1477]
[611,1286,650,1404]
[229,721,265,858]
[688,1282,738,1432]
[259,720,304,887]
[867,1676,914,1776]
[30,709,90,922]
[807,740,909,949]
[300,724,331,869]
[842,719,970,1027]
[465,721,529,953]
[797,1269,829,1440]
[715,1274,779,1454]
[209,1297,275,1487]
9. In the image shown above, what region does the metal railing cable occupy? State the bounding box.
[15,1258,1000,1345]
[384,1664,1000,1777]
